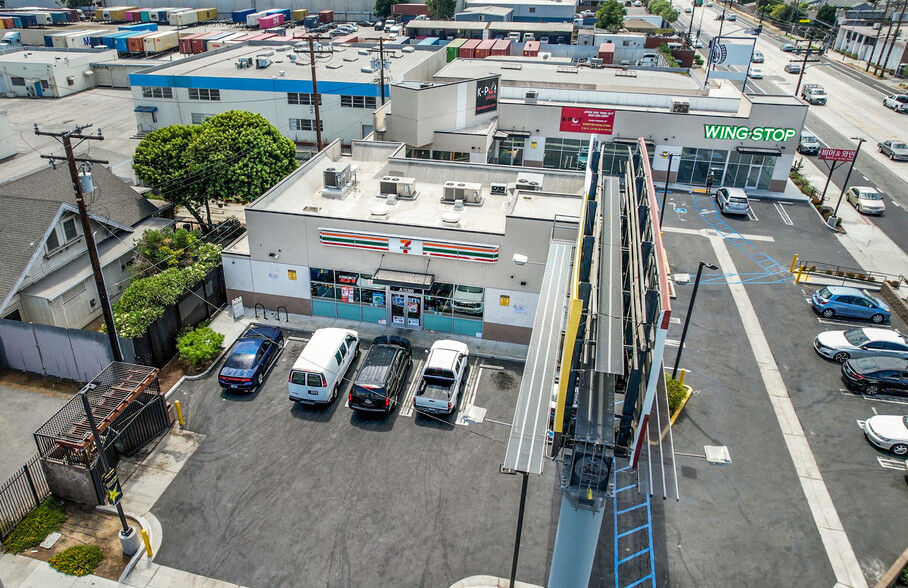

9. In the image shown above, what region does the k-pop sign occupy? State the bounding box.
[475,76,498,114]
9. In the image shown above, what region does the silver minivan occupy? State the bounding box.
[715,186,750,215]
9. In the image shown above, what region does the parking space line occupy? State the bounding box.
[399,359,424,418]
[774,203,793,225]
[846,389,908,406]
[710,234,869,588]
[747,207,759,222]
[455,360,483,426]
[877,457,906,470]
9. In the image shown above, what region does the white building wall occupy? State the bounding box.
[0,49,115,98]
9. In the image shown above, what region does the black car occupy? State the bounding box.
[349,336,412,413]
[841,356,908,396]
[217,325,284,392]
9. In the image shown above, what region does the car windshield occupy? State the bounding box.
[816,287,831,300]
[859,191,882,201]
[225,352,255,369]
[892,143,908,149]
[843,329,870,345]
[730,197,748,203]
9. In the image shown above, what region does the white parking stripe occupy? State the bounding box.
[399,359,424,418]
[710,234,868,588]
[455,361,482,426]
[774,202,793,225]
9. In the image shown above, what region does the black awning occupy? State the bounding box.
[133,106,158,113]
[737,146,782,156]
[372,269,434,289]
[498,129,531,138]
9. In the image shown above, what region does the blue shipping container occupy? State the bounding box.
[119,22,158,32]
[232,8,255,23]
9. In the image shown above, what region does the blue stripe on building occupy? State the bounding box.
[128,73,387,97]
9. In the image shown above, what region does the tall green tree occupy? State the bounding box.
[374,0,398,18]
[426,0,456,20]
[133,111,297,228]
[596,0,627,31]
[816,4,837,26]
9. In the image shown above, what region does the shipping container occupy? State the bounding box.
[332,33,358,44]
[392,3,428,16]
[102,7,138,22]
[125,9,141,21]
[127,32,153,53]
[491,39,510,56]
[143,30,178,53]
[1,17,21,29]
[45,31,69,47]
[597,42,614,64]
[206,32,242,49]
[318,9,333,23]
[173,9,200,26]
[178,31,205,53]
[232,8,255,23]
[139,10,151,22]
[64,30,98,48]
[474,39,494,58]
[196,8,218,22]
[258,13,285,29]
[0,13,32,27]
[119,22,158,32]
[246,10,269,27]
[522,40,539,56]
[446,38,465,62]
[150,8,175,23]
[22,11,52,25]
[303,15,319,28]
[113,31,142,52]
[291,9,308,21]
[459,38,480,58]
[49,29,87,47]
[190,31,219,53]
[265,8,291,20]
[202,32,232,51]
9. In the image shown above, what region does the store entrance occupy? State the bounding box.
[390,289,422,329]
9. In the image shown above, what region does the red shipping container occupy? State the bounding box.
[598,42,614,64]
[491,39,511,56]
[127,32,151,52]
[474,39,495,58]
[179,32,205,54]
[332,33,358,44]
[318,9,333,22]
[125,9,141,21]
[522,40,540,56]
[191,32,219,54]
[459,38,481,58]
[391,3,428,16]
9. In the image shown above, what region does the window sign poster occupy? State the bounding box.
[341,286,355,303]
[559,107,615,134]
[372,292,385,307]
[475,76,498,115]
[288,270,297,281]
[408,317,420,327]
[393,316,405,325]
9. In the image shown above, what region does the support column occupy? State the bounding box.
[547,495,605,588]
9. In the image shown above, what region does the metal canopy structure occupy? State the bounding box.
[371,269,434,289]
[502,239,574,475]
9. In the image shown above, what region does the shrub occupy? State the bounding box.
[3,498,67,554]
[177,326,225,370]
[845,272,855,279]
[666,377,688,415]
[49,545,104,576]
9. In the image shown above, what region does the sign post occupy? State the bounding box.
[817,147,856,203]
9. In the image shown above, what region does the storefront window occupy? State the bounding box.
[310,267,334,283]
[543,138,586,170]
[498,138,524,166]
[428,282,454,298]
[310,268,385,308]
[600,143,633,177]
[677,147,776,190]
[311,283,336,299]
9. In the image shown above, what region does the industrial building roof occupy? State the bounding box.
[248,141,586,235]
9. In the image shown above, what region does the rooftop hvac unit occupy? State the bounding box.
[379,176,417,199]
[323,164,352,189]
[236,57,253,69]
[490,182,508,195]
[442,181,484,206]
[256,55,273,69]
[515,172,543,191]
[525,90,538,103]
[671,99,690,114]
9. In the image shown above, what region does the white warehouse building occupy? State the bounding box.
[0,47,117,98]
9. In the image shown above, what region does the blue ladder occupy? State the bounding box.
[613,463,656,588]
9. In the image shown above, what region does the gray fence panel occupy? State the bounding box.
[0,321,44,374]
[31,323,82,380]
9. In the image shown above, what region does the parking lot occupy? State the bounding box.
[152,334,558,588]
[657,194,908,586]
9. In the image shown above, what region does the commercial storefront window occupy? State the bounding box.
[497,138,524,166]
[430,151,470,162]
[543,138,586,170]
[424,282,484,336]
[599,143,634,176]
[676,148,776,190]
[310,267,386,322]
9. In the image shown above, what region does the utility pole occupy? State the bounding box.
[378,37,386,105]
[687,2,696,44]
[879,0,907,77]
[35,124,123,362]
[307,37,324,150]
[868,0,890,71]
[794,44,815,96]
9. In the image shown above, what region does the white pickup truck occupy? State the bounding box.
[413,340,469,415]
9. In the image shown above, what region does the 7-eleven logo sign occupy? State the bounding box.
[390,238,423,256]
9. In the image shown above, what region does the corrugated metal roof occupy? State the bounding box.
[595,178,624,376]
[503,240,573,474]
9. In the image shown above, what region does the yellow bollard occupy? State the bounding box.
[679,369,686,386]
[795,264,805,284]
[790,254,799,273]
[174,400,184,426]
[141,529,153,557]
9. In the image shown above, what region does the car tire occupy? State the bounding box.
[890,152,895,160]
[891,443,908,456]
[833,351,850,363]
[822,308,835,318]
[870,313,885,324]
[278,338,284,350]
[257,373,264,388]
[864,384,880,396]
[331,382,339,402]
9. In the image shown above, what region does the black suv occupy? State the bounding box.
[349,336,412,413]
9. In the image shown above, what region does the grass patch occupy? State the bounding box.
[49,545,104,576]
[666,377,687,415]
[3,498,67,554]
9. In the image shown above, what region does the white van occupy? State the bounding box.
[288,328,360,405]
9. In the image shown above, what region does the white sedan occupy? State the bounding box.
[691,38,703,48]
[748,66,763,79]
[846,186,886,215]
[864,415,908,456]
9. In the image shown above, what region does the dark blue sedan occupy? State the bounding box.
[217,326,284,392]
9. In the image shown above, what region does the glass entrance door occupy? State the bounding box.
[746,164,762,189]
[390,292,422,328]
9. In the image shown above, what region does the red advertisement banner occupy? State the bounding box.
[819,148,857,162]
[559,107,615,134]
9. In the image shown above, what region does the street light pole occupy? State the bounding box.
[672,261,718,379]
[794,46,811,96]
[660,152,674,226]
[833,137,866,218]
[687,3,696,43]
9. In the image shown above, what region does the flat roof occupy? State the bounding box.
[467,0,575,6]
[487,22,575,32]
[247,141,585,235]
[133,42,439,87]
[458,6,513,15]
[407,20,488,30]
[0,47,115,65]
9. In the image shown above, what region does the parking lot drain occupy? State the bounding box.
[704,445,731,464]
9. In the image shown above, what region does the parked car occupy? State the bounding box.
[810,285,890,323]
[715,186,750,215]
[783,63,801,73]
[727,13,736,20]
[751,50,764,63]
[863,415,908,455]
[349,336,412,413]
[814,327,908,363]
[842,356,908,396]
[798,131,820,154]
[691,38,703,48]
[288,328,359,405]
[413,340,469,415]
[845,186,885,215]
[780,43,795,52]
[748,65,763,79]
[883,94,908,112]
[218,326,284,391]
[684,6,692,12]
[877,140,908,161]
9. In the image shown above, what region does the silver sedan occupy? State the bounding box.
[878,140,908,161]
[814,327,908,363]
